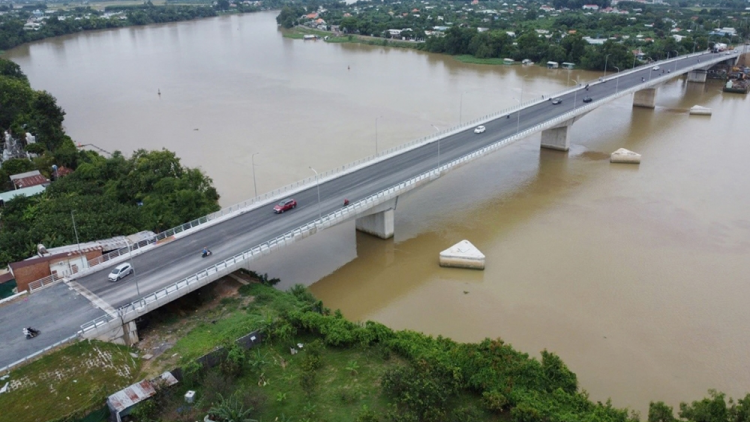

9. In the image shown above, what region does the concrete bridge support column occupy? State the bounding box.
[540,123,572,151]
[687,70,707,83]
[633,88,657,108]
[82,319,140,346]
[355,198,398,239]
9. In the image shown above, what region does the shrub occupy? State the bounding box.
[220,342,246,378]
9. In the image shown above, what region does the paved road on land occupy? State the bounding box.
[0,51,735,369]
[0,284,103,369]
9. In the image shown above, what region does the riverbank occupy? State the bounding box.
[282,26,423,50]
[6,277,748,422]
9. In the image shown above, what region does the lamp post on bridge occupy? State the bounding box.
[459,92,463,125]
[431,124,442,168]
[613,66,620,93]
[128,246,142,297]
[570,80,579,110]
[375,116,382,155]
[309,167,322,221]
[604,54,611,77]
[251,152,259,198]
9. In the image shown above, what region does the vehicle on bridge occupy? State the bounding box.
[474,125,486,134]
[274,198,297,213]
[108,263,133,282]
[583,96,592,103]
[551,98,562,105]
[652,65,660,71]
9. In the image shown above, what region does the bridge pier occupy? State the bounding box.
[633,88,657,108]
[82,319,140,346]
[687,70,708,83]
[540,123,571,151]
[355,198,398,239]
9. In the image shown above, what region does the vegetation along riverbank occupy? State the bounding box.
[2,276,749,422]
[277,0,748,71]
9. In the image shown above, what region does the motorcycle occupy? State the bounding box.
[24,327,40,339]
[201,249,212,258]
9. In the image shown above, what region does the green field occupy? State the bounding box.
[0,340,140,422]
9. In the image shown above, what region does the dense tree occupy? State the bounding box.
[0,149,220,265]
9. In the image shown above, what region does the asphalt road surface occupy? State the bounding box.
[0,51,735,369]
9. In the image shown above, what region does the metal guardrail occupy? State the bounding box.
[0,333,80,375]
[46,51,738,296]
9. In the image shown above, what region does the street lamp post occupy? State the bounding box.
[71,211,81,254]
[251,152,259,198]
[70,211,86,271]
[604,54,611,77]
[128,247,142,297]
[375,116,381,155]
[514,81,525,135]
[459,92,463,125]
[632,51,637,69]
[570,80,578,109]
[613,66,620,93]
[431,124,441,168]
[309,167,322,220]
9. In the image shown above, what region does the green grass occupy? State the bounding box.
[281,27,331,39]
[165,283,301,364]
[282,27,419,50]
[156,335,403,422]
[0,340,140,422]
[454,55,519,65]
[166,309,265,363]
[246,337,399,420]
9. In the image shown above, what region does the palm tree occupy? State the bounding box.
[207,393,258,422]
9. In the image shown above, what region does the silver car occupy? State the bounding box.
[108,263,133,282]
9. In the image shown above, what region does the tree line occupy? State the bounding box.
[0,57,220,267]
[152,281,750,422]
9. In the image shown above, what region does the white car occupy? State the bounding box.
[474,125,486,134]
[652,65,660,71]
[108,262,133,282]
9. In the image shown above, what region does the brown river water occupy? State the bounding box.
[5,11,750,414]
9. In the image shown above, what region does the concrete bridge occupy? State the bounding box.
[0,49,741,371]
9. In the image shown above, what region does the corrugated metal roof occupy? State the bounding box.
[44,236,129,256]
[9,170,49,189]
[0,185,46,203]
[107,372,178,413]
[108,379,155,413]
[126,231,156,244]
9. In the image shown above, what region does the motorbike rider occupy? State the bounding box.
[343,199,350,206]
[202,246,210,256]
